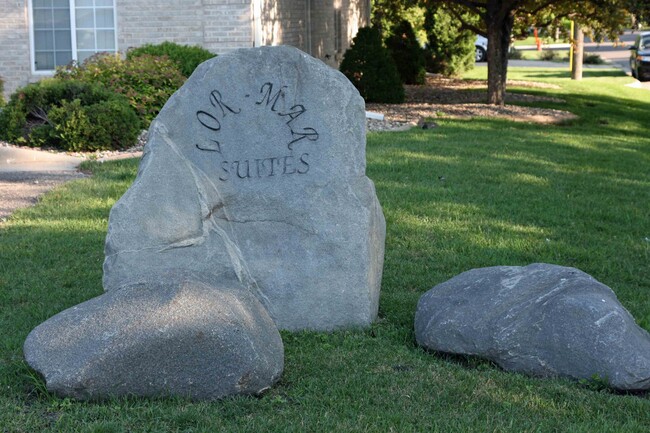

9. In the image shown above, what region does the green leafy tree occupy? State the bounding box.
[423,4,475,77]
[340,27,405,103]
[420,0,634,105]
[386,20,427,84]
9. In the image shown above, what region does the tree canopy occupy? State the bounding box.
[413,0,639,105]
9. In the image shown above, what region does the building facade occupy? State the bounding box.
[0,0,370,99]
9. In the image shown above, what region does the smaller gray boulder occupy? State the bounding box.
[24,277,283,400]
[415,263,650,391]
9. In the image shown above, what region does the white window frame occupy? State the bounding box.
[28,0,118,75]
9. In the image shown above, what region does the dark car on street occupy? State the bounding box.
[630,31,650,81]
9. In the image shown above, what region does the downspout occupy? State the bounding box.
[252,0,262,47]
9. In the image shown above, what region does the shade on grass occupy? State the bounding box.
[0,67,649,432]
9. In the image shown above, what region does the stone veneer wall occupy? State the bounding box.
[0,1,32,100]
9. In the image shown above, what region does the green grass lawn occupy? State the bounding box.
[1,68,649,432]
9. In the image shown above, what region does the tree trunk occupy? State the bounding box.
[571,23,584,81]
[486,7,514,105]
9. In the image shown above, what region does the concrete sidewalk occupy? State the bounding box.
[0,146,84,172]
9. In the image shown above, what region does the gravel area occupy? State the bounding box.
[0,171,87,221]
[1,77,576,220]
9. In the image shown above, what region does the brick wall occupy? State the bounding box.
[0,0,368,101]
[309,0,370,68]
[116,0,252,54]
[201,0,252,52]
[260,0,307,51]
[0,1,32,100]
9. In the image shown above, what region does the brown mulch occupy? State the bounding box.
[366,75,577,129]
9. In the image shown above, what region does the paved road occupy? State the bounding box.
[507,30,650,89]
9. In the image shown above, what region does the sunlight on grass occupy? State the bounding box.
[0,73,649,432]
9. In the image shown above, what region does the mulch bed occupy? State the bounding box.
[366,75,577,131]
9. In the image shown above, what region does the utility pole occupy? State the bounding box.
[571,22,584,80]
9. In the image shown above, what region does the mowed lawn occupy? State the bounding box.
[1,67,649,432]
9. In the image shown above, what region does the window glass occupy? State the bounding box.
[96,30,115,50]
[53,8,70,28]
[34,30,54,50]
[76,8,94,28]
[76,29,95,49]
[95,8,114,28]
[77,50,94,63]
[55,30,72,50]
[33,9,53,29]
[641,37,650,50]
[33,0,116,71]
[55,51,73,66]
[35,52,55,70]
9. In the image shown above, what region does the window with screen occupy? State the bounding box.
[31,0,117,72]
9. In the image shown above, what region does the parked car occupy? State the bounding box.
[630,31,650,81]
[475,35,488,62]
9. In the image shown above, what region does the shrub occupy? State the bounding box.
[583,52,606,65]
[55,53,185,127]
[423,5,475,77]
[340,27,405,103]
[385,20,426,85]
[540,49,561,61]
[49,98,140,152]
[126,41,215,77]
[508,47,524,60]
[0,79,139,151]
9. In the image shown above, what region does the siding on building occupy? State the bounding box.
[0,0,369,101]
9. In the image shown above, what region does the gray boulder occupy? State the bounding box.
[103,45,385,331]
[24,278,284,400]
[415,263,650,391]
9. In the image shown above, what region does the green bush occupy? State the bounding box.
[0,79,139,151]
[126,41,215,77]
[385,20,426,85]
[508,47,524,60]
[540,49,561,61]
[49,98,140,152]
[340,27,405,103]
[583,52,605,65]
[423,5,475,77]
[55,53,185,127]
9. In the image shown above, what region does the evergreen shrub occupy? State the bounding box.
[423,6,475,77]
[55,53,185,127]
[385,20,426,85]
[0,79,139,151]
[126,41,216,77]
[340,27,405,103]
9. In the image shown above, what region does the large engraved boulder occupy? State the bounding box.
[24,278,284,400]
[103,46,386,331]
[415,264,650,391]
